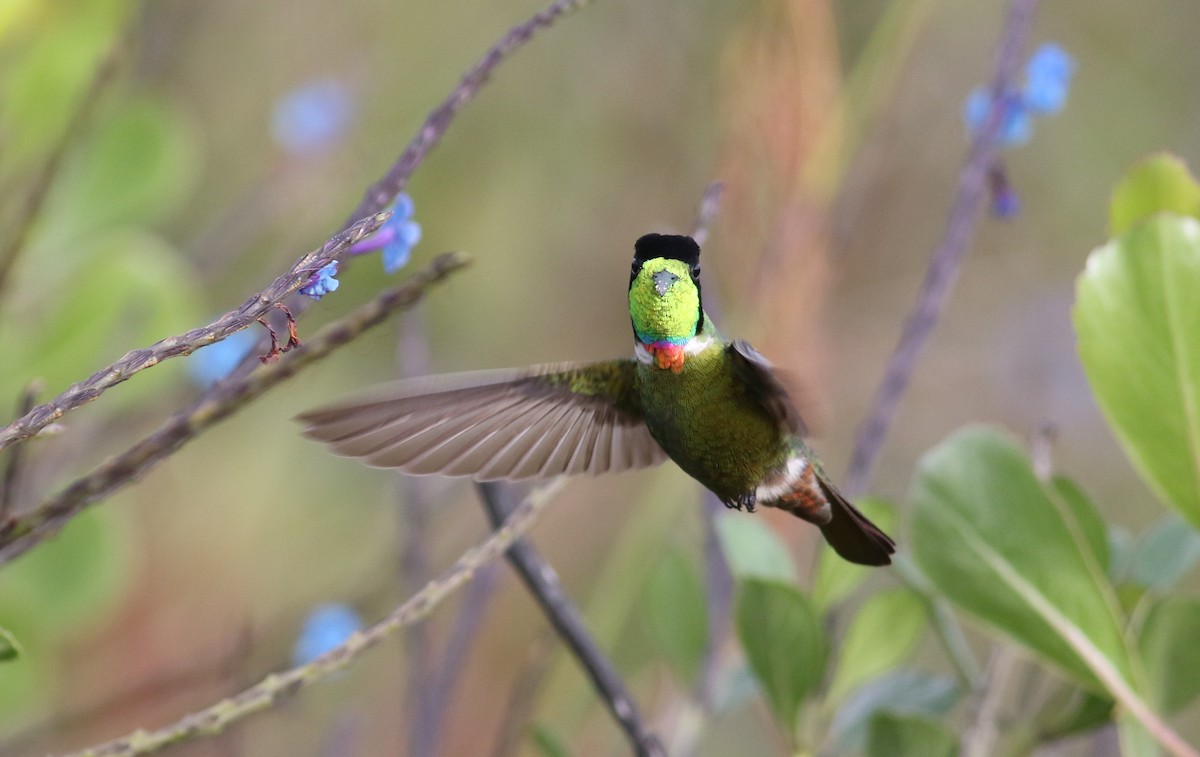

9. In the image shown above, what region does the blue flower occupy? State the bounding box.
[963,89,1033,148]
[292,604,363,666]
[963,42,1073,145]
[1023,43,1075,115]
[300,262,340,299]
[349,194,421,274]
[271,78,355,155]
[188,329,257,387]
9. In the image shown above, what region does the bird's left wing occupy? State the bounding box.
[297,360,667,480]
[727,340,809,437]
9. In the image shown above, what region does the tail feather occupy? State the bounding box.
[814,477,895,566]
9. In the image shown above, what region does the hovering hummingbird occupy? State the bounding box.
[298,234,894,565]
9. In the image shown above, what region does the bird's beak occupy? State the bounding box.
[652,270,679,296]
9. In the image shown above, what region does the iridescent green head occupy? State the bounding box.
[628,234,704,344]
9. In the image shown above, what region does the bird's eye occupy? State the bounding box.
[692,265,701,278]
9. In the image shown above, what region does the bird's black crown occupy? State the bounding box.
[633,234,700,267]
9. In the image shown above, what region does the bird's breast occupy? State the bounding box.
[636,348,785,498]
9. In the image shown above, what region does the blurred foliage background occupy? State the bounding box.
[2,0,1200,755]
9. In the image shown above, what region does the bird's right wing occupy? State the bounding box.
[297,360,668,480]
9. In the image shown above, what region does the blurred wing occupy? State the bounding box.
[727,340,809,437]
[297,360,667,480]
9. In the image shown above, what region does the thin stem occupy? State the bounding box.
[0,384,39,518]
[0,35,126,298]
[0,213,389,453]
[843,0,1042,497]
[0,253,471,566]
[60,481,564,757]
[476,482,665,757]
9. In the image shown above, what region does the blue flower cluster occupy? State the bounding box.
[271,78,355,156]
[299,262,340,299]
[292,603,363,666]
[963,43,1074,217]
[188,329,257,387]
[297,194,421,301]
[963,43,1075,148]
[349,193,422,274]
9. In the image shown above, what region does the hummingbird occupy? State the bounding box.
[298,234,894,565]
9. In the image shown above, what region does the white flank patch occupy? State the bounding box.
[755,455,807,503]
[685,335,713,355]
[634,343,653,364]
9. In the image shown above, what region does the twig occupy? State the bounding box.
[961,646,1020,757]
[843,0,1041,497]
[59,480,564,757]
[0,384,39,518]
[476,482,664,757]
[0,213,388,453]
[0,253,471,566]
[0,35,126,298]
[689,182,725,248]
[490,633,557,757]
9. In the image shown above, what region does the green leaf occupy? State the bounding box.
[2,230,203,406]
[715,513,797,584]
[528,723,571,757]
[829,669,960,753]
[1108,525,1135,583]
[46,97,201,241]
[828,587,927,703]
[1110,153,1200,237]
[1130,515,1200,590]
[735,578,826,734]
[0,509,132,635]
[0,626,20,662]
[812,497,897,610]
[911,426,1133,690]
[644,548,708,686]
[1075,215,1200,529]
[1049,476,1110,571]
[866,713,958,757]
[1138,597,1200,712]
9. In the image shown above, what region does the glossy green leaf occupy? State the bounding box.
[715,513,797,584]
[1075,215,1200,528]
[828,587,927,703]
[0,626,20,662]
[829,669,960,753]
[866,713,958,757]
[645,548,708,685]
[911,426,1132,690]
[1110,153,1200,237]
[735,578,825,733]
[813,497,897,610]
[1138,597,1200,712]
[1130,515,1200,590]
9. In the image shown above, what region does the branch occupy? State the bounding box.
[0,213,388,453]
[0,383,39,518]
[842,0,1041,497]
[476,482,665,757]
[60,481,564,757]
[0,253,471,566]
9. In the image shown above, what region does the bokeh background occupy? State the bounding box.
[2,0,1199,754]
